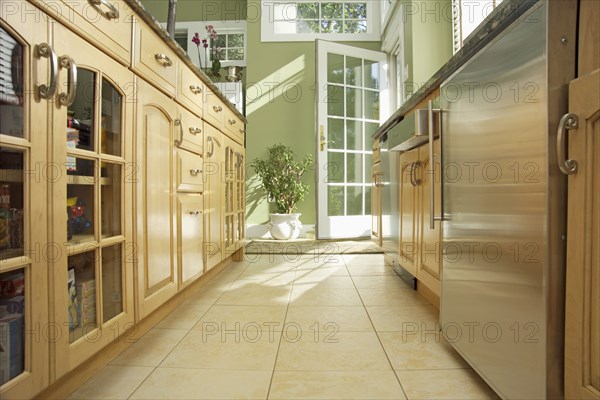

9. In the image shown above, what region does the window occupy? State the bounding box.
[211,33,245,62]
[453,0,504,52]
[261,1,381,42]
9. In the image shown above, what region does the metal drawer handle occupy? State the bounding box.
[239,128,245,134]
[213,105,223,113]
[36,43,58,100]
[207,136,214,157]
[189,169,201,176]
[189,127,201,135]
[174,118,183,147]
[189,85,202,94]
[189,211,202,215]
[228,119,236,125]
[88,0,119,19]
[557,113,578,175]
[155,53,173,67]
[58,55,77,107]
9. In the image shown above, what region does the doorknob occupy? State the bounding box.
[319,125,334,151]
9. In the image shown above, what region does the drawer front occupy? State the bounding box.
[177,149,203,192]
[224,109,245,144]
[204,89,225,128]
[178,65,204,117]
[31,0,132,64]
[134,21,178,95]
[176,110,203,155]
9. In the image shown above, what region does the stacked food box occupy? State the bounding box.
[0,270,24,385]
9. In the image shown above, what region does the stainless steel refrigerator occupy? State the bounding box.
[440,2,576,399]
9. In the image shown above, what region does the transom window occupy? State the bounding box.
[453,0,504,52]
[261,1,380,42]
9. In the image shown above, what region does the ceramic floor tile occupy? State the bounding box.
[67,365,154,400]
[154,304,211,330]
[216,283,292,306]
[358,286,430,306]
[183,287,225,305]
[295,256,346,270]
[396,368,498,400]
[367,304,439,332]
[239,260,298,275]
[161,328,281,370]
[195,305,288,332]
[289,286,363,306]
[293,274,355,288]
[269,371,406,400]
[379,331,470,370]
[110,328,188,367]
[129,368,271,399]
[235,271,296,286]
[343,254,386,266]
[346,263,397,276]
[275,331,391,371]
[285,305,374,332]
[352,275,413,289]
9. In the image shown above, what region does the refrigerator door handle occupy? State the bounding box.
[429,100,444,228]
[557,112,579,175]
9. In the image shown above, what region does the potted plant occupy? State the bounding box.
[251,144,313,240]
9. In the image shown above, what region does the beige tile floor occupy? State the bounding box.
[68,254,498,400]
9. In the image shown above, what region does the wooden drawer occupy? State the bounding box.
[178,64,204,117]
[372,138,381,163]
[176,149,203,193]
[204,88,225,129]
[224,108,245,144]
[133,20,178,95]
[31,0,133,64]
[176,108,203,155]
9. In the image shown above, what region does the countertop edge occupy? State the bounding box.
[372,0,539,140]
[125,0,247,124]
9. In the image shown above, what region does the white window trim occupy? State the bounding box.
[261,1,381,42]
[173,20,247,67]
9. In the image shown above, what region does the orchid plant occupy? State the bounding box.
[191,25,221,69]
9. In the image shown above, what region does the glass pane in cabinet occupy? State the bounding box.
[0,148,24,260]
[101,163,121,238]
[0,27,24,138]
[68,250,97,343]
[102,244,122,323]
[67,68,96,152]
[0,268,25,386]
[67,158,95,244]
[101,79,122,157]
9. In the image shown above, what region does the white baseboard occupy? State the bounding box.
[246,224,316,239]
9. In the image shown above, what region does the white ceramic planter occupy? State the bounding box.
[269,213,302,240]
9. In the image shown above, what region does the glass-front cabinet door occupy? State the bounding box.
[49,23,134,379]
[0,14,49,400]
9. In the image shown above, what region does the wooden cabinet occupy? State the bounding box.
[564,69,600,400]
[135,79,177,320]
[176,194,204,287]
[398,147,419,275]
[223,137,245,259]
[371,163,382,246]
[203,125,224,271]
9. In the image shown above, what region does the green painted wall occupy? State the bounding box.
[141,0,247,22]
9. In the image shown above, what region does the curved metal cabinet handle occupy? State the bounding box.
[239,128,245,134]
[228,119,236,125]
[189,127,201,135]
[189,169,201,176]
[189,210,202,215]
[408,162,417,187]
[557,113,579,175]
[88,0,120,19]
[413,160,423,186]
[58,55,77,107]
[207,136,214,157]
[36,43,58,100]
[213,105,223,113]
[189,85,202,94]
[155,53,173,67]
[174,118,183,147]
[428,100,444,228]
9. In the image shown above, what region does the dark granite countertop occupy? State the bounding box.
[125,0,247,123]
[373,0,538,139]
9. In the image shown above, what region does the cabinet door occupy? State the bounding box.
[398,148,419,276]
[418,140,442,296]
[564,69,600,400]
[49,22,135,378]
[203,125,223,271]
[0,12,49,399]
[177,194,204,287]
[222,137,237,259]
[235,145,246,251]
[371,163,381,245]
[135,79,178,320]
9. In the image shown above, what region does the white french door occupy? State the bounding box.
[316,40,388,239]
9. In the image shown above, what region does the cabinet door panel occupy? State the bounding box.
[177,194,204,285]
[371,163,381,245]
[203,125,223,270]
[399,148,418,276]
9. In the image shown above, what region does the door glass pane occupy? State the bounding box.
[101,79,122,157]
[101,163,121,238]
[365,122,379,150]
[68,250,97,343]
[346,186,363,215]
[0,148,24,260]
[345,57,362,86]
[363,60,379,89]
[347,153,362,183]
[102,244,122,322]
[327,152,343,183]
[346,120,363,151]
[364,186,371,214]
[0,28,24,138]
[328,186,343,216]
[0,268,25,385]
[68,68,96,152]
[67,158,96,244]
[327,53,344,84]
[365,153,373,183]
[327,85,343,117]
[328,118,344,149]
[364,89,379,120]
[345,88,362,118]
